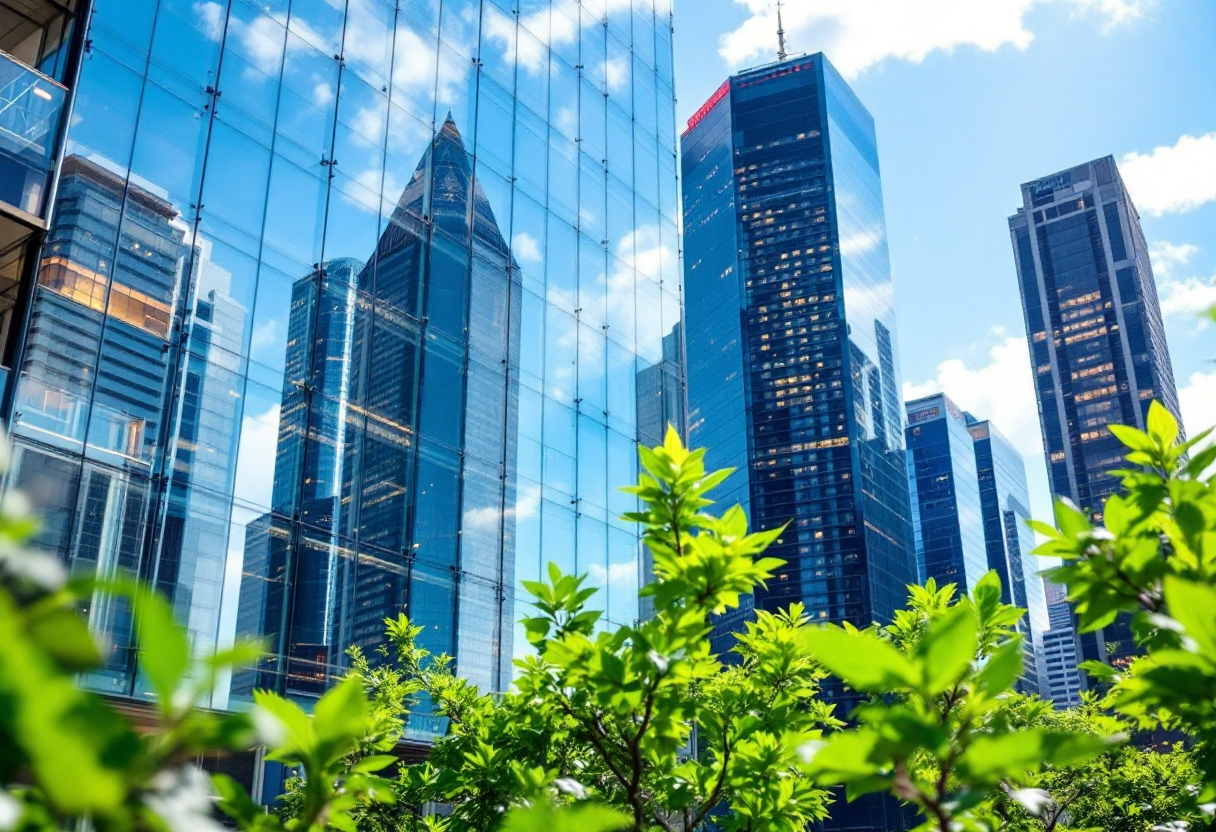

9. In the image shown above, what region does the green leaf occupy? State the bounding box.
[1163,576,1216,658]
[916,603,978,694]
[26,606,104,671]
[350,754,398,774]
[1146,400,1179,448]
[135,589,191,708]
[804,626,916,692]
[959,730,1112,783]
[313,675,368,749]
[975,634,1024,695]
[801,730,885,784]
[502,803,630,832]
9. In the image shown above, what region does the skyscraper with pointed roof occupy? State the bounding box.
[235,116,521,701]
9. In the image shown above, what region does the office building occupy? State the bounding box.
[905,394,986,591]
[904,393,1048,694]
[682,53,916,832]
[1042,579,1083,708]
[966,413,1048,695]
[1,0,683,727]
[1009,156,1183,673]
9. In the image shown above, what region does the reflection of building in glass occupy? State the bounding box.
[1009,156,1183,677]
[635,322,684,621]
[636,323,685,448]
[682,53,916,832]
[905,393,1049,695]
[235,117,521,700]
[0,0,681,783]
[6,154,245,694]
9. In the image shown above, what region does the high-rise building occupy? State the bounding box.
[682,53,916,832]
[904,393,1049,694]
[1009,156,1183,674]
[1042,578,1083,708]
[1,0,683,739]
[904,394,987,591]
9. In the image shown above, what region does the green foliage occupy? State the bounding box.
[7,409,1216,832]
[1034,400,1216,801]
[995,694,1205,832]
[316,427,838,832]
[802,574,1113,832]
[0,447,390,832]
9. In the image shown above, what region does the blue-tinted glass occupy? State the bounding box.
[4,0,680,716]
[1009,157,1184,675]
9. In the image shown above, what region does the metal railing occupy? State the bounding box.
[0,49,67,219]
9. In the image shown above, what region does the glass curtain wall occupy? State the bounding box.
[3,0,682,709]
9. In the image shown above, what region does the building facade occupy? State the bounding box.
[904,394,986,591]
[1042,578,1083,708]
[904,393,1048,694]
[966,413,1048,695]
[1009,156,1183,673]
[681,54,916,832]
[1,0,684,717]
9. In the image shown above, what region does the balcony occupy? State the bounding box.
[0,48,64,225]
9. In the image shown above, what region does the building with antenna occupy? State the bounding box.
[682,47,916,832]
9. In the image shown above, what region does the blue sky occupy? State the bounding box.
[673,0,1216,522]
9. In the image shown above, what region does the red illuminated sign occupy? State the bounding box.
[682,80,729,138]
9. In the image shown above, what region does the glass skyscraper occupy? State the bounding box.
[681,53,916,832]
[1009,156,1182,673]
[904,393,1048,695]
[1,0,684,719]
[904,394,986,592]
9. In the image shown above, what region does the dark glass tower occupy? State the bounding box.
[234,117,520,702]
[682,54,916,832]
[1009,156,1184,674]
[904,394,1048,695]
[904,394,987,591]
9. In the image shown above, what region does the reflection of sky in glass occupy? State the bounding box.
[4,0,683,704]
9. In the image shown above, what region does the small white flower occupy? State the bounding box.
[647,650,669,674]
[0,792,23,831]
[1151,823,1189,832]
[1009,788,1054,816]
[145,766,227,832]
[553,778,587,800]
[0,491,30,520]
[1199,803,1216,816]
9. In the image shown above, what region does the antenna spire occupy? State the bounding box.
[776,0,787,61]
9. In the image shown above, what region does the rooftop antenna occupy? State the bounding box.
[776,0,788,61]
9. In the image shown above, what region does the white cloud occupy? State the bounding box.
[1159,274,1216,323]
[904,334,1052,520]
[1121,133,1216,216]
[193,1,224,40]
[1149,240,1199,277]
[511,232,543,264]
[718,0,1152,78]
[233,403,281,510]
[1179,368,1216,446]
[840,227,884,257]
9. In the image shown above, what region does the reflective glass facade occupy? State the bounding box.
[3,0,683,709]
[966,415,1047,696]
[682,56,917,831]
[904,395,986,593]
[1009,156,1182,673]
[905,394,1049,695]
[683,54,915,637]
